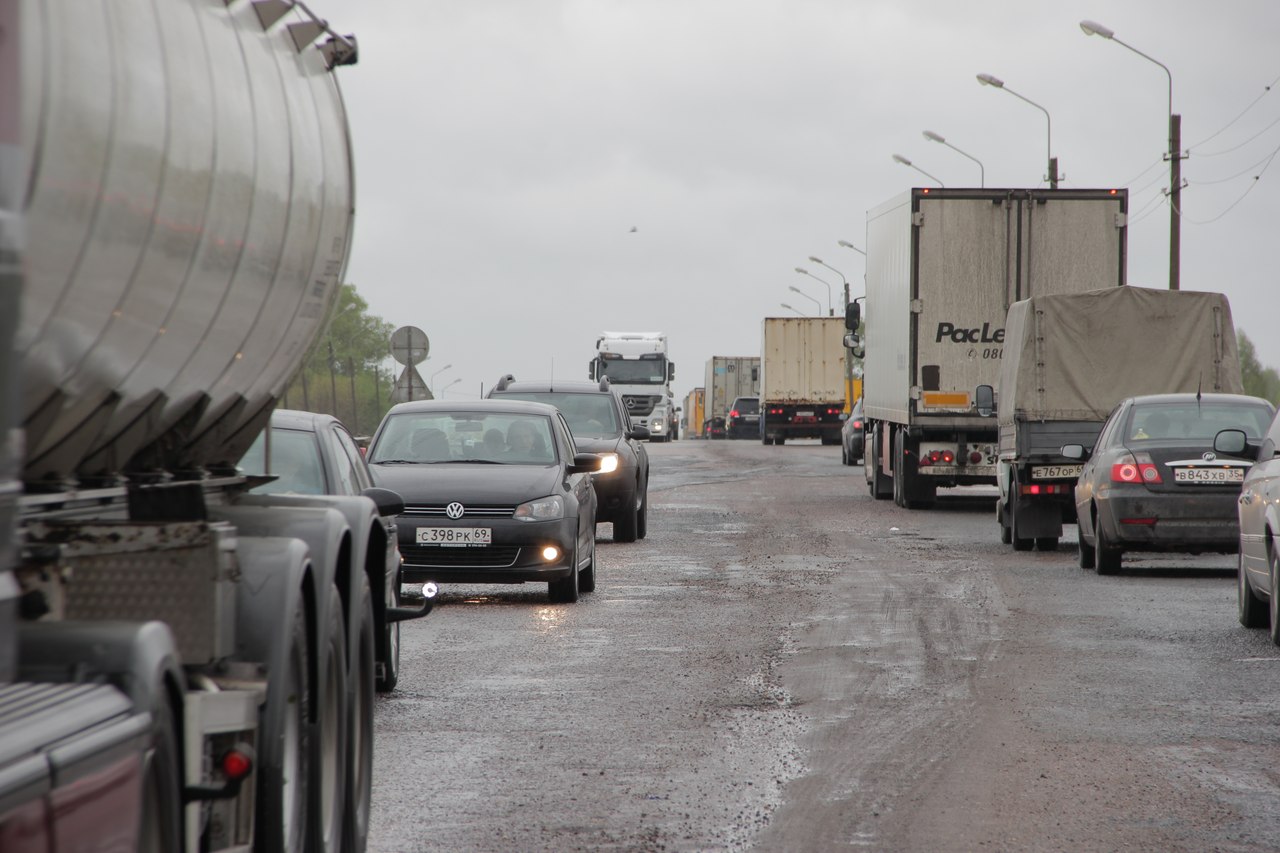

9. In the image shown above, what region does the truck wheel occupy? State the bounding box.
[346,576,376,853]
[869,431,892,500]
[614,503,639,542]
[1239,552,1267,628]
[315,590,349,853]
[138,690,182,853]
[1010,491,1033,551]
[257,596,311,853]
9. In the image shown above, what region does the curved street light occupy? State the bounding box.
[976,73,1056,188]
[787,285,822,315]
[793,267,834,315]
[1080,19,1180,290]
[837,239,865,256]
[780,302,806,316]
[439,377,462,398]
[923,130,985,187]
[430,363,453,396]
[891,153,944,188]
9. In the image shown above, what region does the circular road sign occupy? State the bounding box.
[390,326,429,366]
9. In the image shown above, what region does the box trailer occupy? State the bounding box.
[760,318,847,445]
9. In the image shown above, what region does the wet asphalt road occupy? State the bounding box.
[369,438,1280,852]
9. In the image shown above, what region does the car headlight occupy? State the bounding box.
[513,495,565,521]
[594,453,620,475]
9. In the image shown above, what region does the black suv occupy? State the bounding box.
[489,376,651,542]
[726,396,760,439]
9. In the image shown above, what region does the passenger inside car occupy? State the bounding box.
[411,428,451,461]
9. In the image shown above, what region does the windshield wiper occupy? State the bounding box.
[435,459,508,464]
[371,459,418,465]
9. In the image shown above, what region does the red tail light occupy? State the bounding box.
[852,420,862,429]
[221,745,256,782]
[827,407,841,415]
[1020,483,1069,496]
[1111,453,1162,484]
[729,410,739,418]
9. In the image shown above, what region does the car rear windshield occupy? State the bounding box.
[370,412,558,465]
[1123,401,1275,443]
[494,391,621,438]
[732,398,760,415]
[240,427,327,495]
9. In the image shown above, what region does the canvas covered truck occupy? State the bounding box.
[855,187,1129,508]
[977,286,1243,550]
[759,317,847,445]
[0,2,430,851]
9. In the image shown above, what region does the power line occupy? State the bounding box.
[1187,138,1280,184]
[1190,111,1280,158]
[1172,144,1280,225]
[1186,72,1280,151]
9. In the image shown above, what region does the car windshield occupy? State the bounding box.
[369,412,558,465]
[495,392,621,439]
[1123,401,1274,444]
[240,427,326,494]
[732,398,759,415]
[597,358,666,384]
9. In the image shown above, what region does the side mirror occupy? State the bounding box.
[1061,444,1087,461]
[844,301,861,331]
[1213,428,1254,458]
[668,363,676,381]
[628,426,651,441]
[568,453,604,475]
[361,486,405,517]
[975,385,995,418]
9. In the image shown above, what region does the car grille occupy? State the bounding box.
[400,545,521,567]
[401,504,516,519]
[622,395,660,416]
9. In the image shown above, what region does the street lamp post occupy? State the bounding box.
[891,154,945,187]
[837,240,865,256]
[1080,19,1180,290]
[430,363,453,397]
[793,267,834,315]
[439,377,462,398]
[780,302,805,317]
[786,285,822,316]
[976,73,1057,188]
[923,130,985,187]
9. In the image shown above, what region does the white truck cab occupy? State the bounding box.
[589,332,677,442]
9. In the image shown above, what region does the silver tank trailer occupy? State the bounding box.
[17,0,354,484]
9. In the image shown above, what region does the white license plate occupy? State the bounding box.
[1031,464,1083,480]
[796,411,814,418]
[416,527,492,546]
[1173,468,1244,484]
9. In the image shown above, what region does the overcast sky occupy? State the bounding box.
[337,1,1280,405]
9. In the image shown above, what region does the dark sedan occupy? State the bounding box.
[704,416,726,439]
[841,398,865,466]
[367,400,603,602]
[1065,393,1275,574]
[487,376,651,542]
[239,409,433,692]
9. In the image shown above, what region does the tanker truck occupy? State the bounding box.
[0,2,430,851]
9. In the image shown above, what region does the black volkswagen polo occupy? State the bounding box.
[366,400,603,602]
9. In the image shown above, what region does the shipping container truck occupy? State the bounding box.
[759,318,847,445]
[0,3,431,851]
[589,332,677,442]
[703,356,761,424]
[682,388,706,438]
[976,287,1242,550]
[854,187,1128,508]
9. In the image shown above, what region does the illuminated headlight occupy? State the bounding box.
[595,453,620,475]
[651,421,665,432]
[541,546,560,562]
[513,495,564,521]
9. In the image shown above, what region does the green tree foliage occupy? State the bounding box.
[1239,330,1280,404]
[281,284,397,436]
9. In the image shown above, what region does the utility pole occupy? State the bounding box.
[1169,114,1182,290]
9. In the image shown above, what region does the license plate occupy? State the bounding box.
[1173,468,1244,484]
[1032,464,1083,480]
[416,527,492,546]
[796,411,814,418]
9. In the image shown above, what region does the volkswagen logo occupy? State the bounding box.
[1202,451,1217,462]
[446,502,465,519]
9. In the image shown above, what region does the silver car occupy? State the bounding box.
[1224,407,1280,642]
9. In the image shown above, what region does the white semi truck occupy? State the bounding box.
[589,332,677,442]
[0,3,429,852]
[853,187,1129,508]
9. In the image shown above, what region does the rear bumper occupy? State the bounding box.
[1096,489,1241,552]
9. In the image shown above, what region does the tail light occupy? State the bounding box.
[730,410,740,418]
[852,420,862,429]
[1019,483,1069,495]
[917,449,956,467]
[826,407,841,415]
[1111,452,1162,484]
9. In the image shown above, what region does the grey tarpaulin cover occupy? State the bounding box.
[997,286,1242,425]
